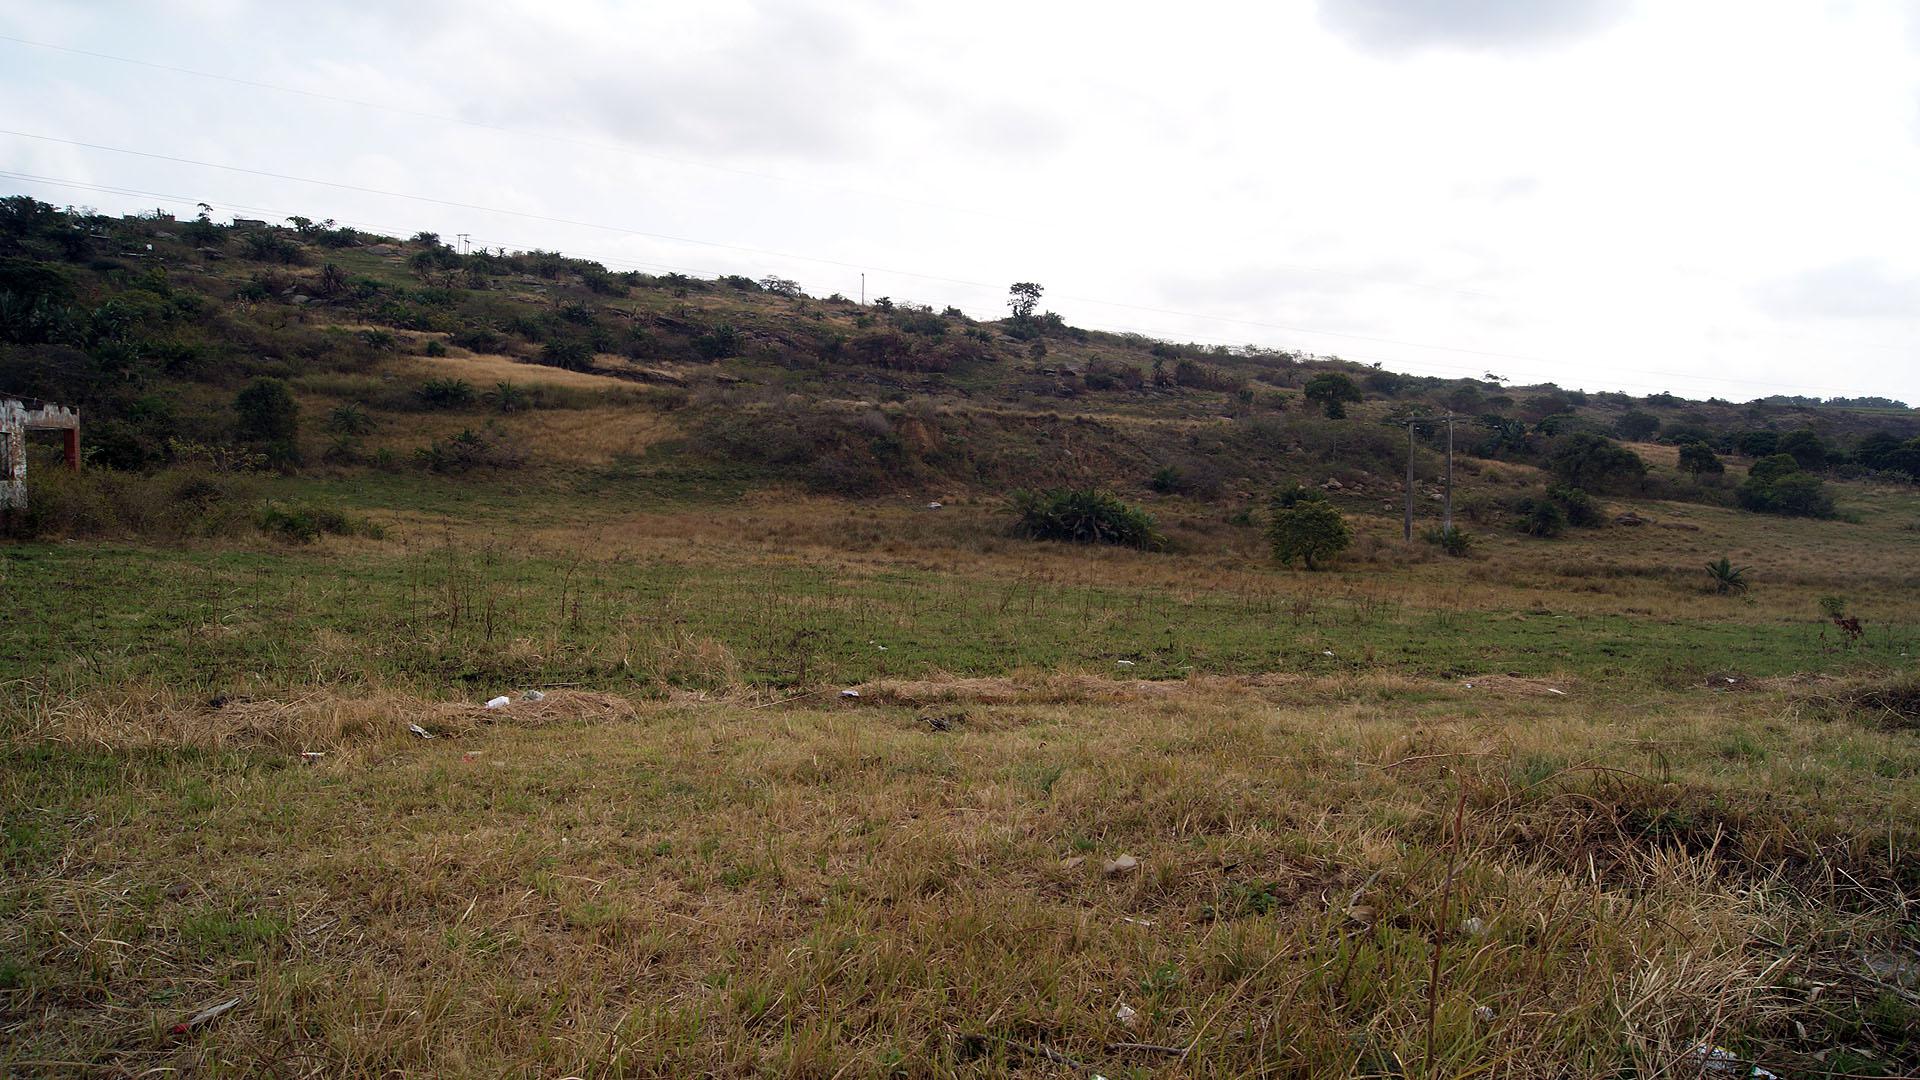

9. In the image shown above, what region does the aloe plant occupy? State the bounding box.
[1706,557,1751,595]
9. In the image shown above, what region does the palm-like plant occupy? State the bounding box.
[1706,557,1751,594]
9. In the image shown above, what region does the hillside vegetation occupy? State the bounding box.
[3,197,1918,1078]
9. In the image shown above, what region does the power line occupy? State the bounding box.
[0,157,1901,401]
[0,32,1553,307]
[0,31,1019,225]
[9,33,1915,379]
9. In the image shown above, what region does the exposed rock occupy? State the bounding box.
[1102,854,1139,877]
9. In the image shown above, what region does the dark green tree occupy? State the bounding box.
[1614,411,1661,440]
[1303,373,1362,419]
[1677,441,1723,475]
[1267,492,1351,570]
[1778,428,1830,470]
[1546,433,1646,494]
[1007,282,1043,321]
[234,377,299,463]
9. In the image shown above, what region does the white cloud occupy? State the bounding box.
[1315,0,1633,53]
[1,0,1918,401]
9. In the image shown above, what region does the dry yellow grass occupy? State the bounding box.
[4,676,1913,1076]
[400,350,645,392]
[11,688,634,754]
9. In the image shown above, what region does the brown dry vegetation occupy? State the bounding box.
[4,674,1915,1077]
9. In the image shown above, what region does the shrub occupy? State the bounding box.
[257,502,384,544]
[486,381,531,414]
[3,467,259,540]
[1149,466,1182,494]
[423,339,448,357]
[1422,525,1474,556]
[1516,496,1567,538]
[1738,469,1835,518]
[415,427,527,473]
[538,339,594,372]
[691,323,741,361]
[415,377,475,409]
[1614,411,1661,440]
[326,404,375,436]
[1010,489,1165,550]
[1778,428,1831,470]
[1705,557,1751,594]
[1268,494,1351,569]
[1546,484,1602,527]
[1546,433,1645,494]
[450,327,505,352]
[233,378,299,464]
[1677,441,1723,474]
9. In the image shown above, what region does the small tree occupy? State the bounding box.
[1614,411,1661,440]
[1547,433,1646,494]
[1267,492,1351,570]
[1677,441,1723,475]
[1303,373,1362,419]
[234,377,299,463]
[1778,428,1831,470]
[1007,282,1043,321]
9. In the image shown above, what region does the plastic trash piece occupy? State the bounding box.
[1690,1044,1777,1079]
[1322,650,1335,657]
[1103,854,1139,876]
[840,689,860,698]
[408,723,435,739]
[484,696,511,709]
[1473,1005,1496,1022]
[1114,1002,1139,1027]
[1115,659,1135,666]
[524,690,546,702]
[299,751,325,766]
[926,501,943,509]
[171,995,241,1034]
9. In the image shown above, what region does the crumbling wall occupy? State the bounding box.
[0,399,81,510]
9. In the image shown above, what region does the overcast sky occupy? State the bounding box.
[3,0,1919,403]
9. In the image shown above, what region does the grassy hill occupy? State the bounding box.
[4,196,1918,1077]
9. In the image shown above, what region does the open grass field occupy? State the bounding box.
[4,471,1918,1078]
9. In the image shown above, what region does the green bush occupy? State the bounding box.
[1546,433,1645,494]
[256,502,384,544]
[538,339,594,371]
[1010,489,1165,550]
[1267,492,1351,569]
[1517,497,1567,538]
[1677,441,1723,474]
[1738,469,1835,518]
[1422,525,1474,556]
[415,427,526,473]
[1546,484,1602,527]
[415,378,475,409]
[3,467,257,540]
[234,377,299,464]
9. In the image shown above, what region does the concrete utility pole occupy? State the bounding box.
[860,273,866,306]
[1404,421,1416,541]
[1401,414,1468,540]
